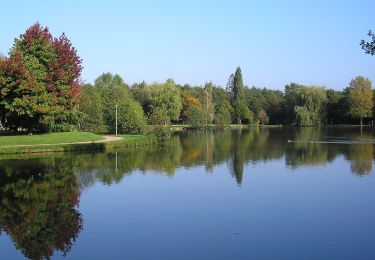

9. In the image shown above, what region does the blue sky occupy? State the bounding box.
[1,0,375,90]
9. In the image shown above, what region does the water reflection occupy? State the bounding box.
[0,159,83,259]
[0,128,374,258]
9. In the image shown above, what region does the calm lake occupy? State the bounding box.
[1,127,375,259]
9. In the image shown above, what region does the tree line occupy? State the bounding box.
[0,23,374,134]
[78,70,374,134]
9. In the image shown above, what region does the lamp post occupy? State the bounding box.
[115,104,118,136]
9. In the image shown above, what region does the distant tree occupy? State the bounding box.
[261,88,285,124]
[345,76,373,125]
[212,86,231,115]
[227,67,246,124]
[180,90,201,123]
[117,99,147,134]
[360,30,375,55]
[326,89,347,124]
[203,82,215,125]
[237,101,254,124]
[0,23,82,132]
[94,73,131,133]
[95,73,127,89]
[215,106,232,127]
[244,87,264,118]
[258,109,269,125]
[131,81,152,115]
[186,104,205,127]
[284,83,305,125]
[78,84,106,133]
[148,106,169,125]
[294,86,327,126]
[149,79,182,124]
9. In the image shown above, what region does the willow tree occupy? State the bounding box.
[294,86,327,126]
[345,76,373,125]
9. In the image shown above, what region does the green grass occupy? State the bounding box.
[0,132,104,146]
[0,133,156,155]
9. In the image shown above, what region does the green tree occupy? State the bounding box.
[345,76,373,125]
[284,83,304,125]
[227,67,246,124]
[94,73,132,133]
[186,104,205,127]
[294,86,327,126]
[258,109,269,125]
[117,98,147,134]
[215,106,231,127]
[326,89,347,124]
[261,88,285,124]
[78,84,106,133]
[212,86,231,115]
[131,81,152,115]
[203,82,215,125]
[244,87,264,119]
[237,101,254,124]
[149,79,182,124]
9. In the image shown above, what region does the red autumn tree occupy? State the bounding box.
[0,23,82,132]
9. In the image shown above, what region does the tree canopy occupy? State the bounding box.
[0,23,82,132]
[345,76,373,125]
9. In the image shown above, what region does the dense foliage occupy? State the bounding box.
[0,23,82,132]
[345,76,373,125]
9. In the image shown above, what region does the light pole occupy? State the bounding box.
[115,104,118,136]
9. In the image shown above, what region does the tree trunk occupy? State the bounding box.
[360,117,363,126]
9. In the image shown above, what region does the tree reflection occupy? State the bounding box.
[345,143,374,176]
[0,159,83,259]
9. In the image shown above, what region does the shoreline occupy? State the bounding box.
[0,135,156,155]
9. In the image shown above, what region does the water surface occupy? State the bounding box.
[1,128,375,259]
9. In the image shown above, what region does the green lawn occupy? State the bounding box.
[0,132,104,146]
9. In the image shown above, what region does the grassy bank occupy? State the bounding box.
[0,133,155,154]
[0,132,104,146]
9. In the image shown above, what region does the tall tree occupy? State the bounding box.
[0,23,82,132]
[345,76,373,125]
[203,82,214,125]
[227,67,247,124]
